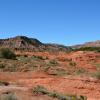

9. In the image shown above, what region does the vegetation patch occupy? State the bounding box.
[0,64,5,69]
[43,59,59,72]
[54,69,69,76]
[75,68,87,75]
[95,64,100,70]
[74,47,100,52]
[91,71,100,79]
[0,81,9,86]
[49,59,58,65]
[0,48,16,60]
[33,85,87,100]
[69,61,76,67]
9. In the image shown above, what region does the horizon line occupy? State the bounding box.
[0,35,100,47]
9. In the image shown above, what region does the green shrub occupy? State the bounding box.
[95,64,100,70]
[33,85,87,100]
[33,85,49,94]
[92,71,100,79]
[0,64,5,68]
[0,48,16,59]
[76,68,86,75]
[54,69,69,76]
[49,59,58,65]
[0,81,9,86]
[43,60,58,72]
[31,55,48,60]
[69,61,76,66]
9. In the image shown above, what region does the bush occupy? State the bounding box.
[75,69,86,75]
[54,69,69,76]
[0,81,9,86]
[95,64,100,70]
[49,59,58,65]
[69,61,76,66]
[33,85,87,100]
[0,64,5,68]
[0,48,16,59]
[33,85,49,94]
[92,71,100,79]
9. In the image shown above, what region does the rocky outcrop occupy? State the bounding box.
[0,36,71,52]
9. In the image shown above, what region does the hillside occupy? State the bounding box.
[0,36,100,52]
[73,40,100,49]
[0,36,71,52]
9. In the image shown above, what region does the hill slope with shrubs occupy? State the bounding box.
[0,36,72,52]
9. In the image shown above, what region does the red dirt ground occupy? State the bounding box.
[0,51,100,100]
[0,72,100,100]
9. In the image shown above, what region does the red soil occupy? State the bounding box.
[0,51,100,100]
[0,72,100,100]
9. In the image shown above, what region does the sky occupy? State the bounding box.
[0,0,100,46]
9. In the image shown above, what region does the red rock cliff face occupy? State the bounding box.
[0,36,71,52]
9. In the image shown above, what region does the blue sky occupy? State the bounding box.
[0,0,100,46]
